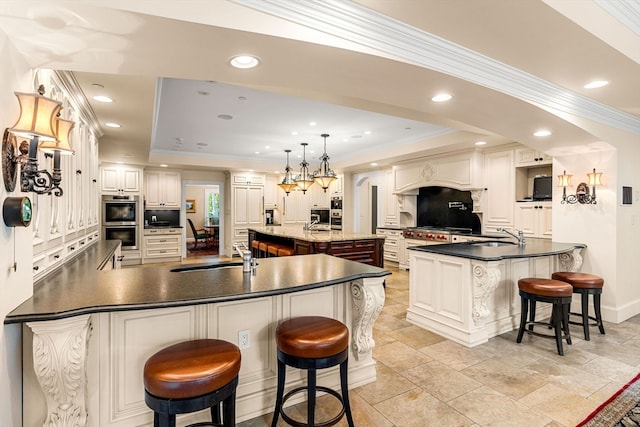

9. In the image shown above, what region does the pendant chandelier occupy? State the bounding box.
[277,149,297,195]
[313,133,336,192]
[294,142,314,194]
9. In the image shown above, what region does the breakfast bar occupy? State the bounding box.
[248,226,385,267]
[6,241,389,427]
[406,238,586,347]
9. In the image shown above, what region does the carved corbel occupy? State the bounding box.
[27,314,92,427]
[471,262,501,325]
[558,247,584,272]
[351,278,385,360]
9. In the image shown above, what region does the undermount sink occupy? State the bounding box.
[171,262,244,272]
[469,241,517,247]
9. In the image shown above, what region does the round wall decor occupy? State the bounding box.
[2,128,18,192]
[3,196,32,227]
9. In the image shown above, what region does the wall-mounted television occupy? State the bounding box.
[532,176,552,201]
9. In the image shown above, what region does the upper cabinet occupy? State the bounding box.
[100,164,142,194]
[264,175,278,208]
[331,175,343,195]
[144,170,181,208]
[482,149,515,230]
[309,184,331,208]
[515,148,551,167]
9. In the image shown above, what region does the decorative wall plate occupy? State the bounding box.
[2,128,17,192]
[3,196,32,227]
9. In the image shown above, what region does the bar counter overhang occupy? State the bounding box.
[6,241,390,426]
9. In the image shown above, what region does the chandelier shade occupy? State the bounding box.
[278,149,297,195]
[313,133,336,192]
[294,142,314,193]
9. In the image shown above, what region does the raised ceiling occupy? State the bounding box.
[1,0,638,173]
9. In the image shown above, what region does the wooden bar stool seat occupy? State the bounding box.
[552,272,605,340]
[267,244,282,257]
[258,242,269,258]
[143,339,241,427]
[277,247,295,257]
[271,316,354,427]
[516,278,573,356]
[251,240,261,258]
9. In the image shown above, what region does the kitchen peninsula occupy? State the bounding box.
[249,226,385,267]
[6,242,389,427]
[407,238,586,347]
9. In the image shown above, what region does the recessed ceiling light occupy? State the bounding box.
[93,95,113,103]
[255,151,260,155]
[105,122,121,128]
[229,54,261,69]
[160,164,168,168]
[116,161,123,164]
[431,93,453,102]
[196,142,208,147]
[197,90,210,96]
[238,96,247,101]
[475,141,487,146]
[217,114,233,120]
[274,170,280,174]
[309,122,316,126]
[291,131,298,136]
[265,146,270,149]
[584,80,609,89]
[533,130,552,137]
[364,131,371,135]
[370,162,378,166]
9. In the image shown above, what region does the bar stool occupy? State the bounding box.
[278,247,295,257]
[251,240,261,259]
[271,316,354,427]
[517,278,573,356]
[143,339,241,427]
[267,244,282,258]
[552,272,605,340]
[258,242,269,258]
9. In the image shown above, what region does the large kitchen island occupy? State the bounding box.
[248,226,385,267]
[407,238,586,347]
[5,241,389,427]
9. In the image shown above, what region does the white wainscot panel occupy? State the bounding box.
[208,297,276,382]
[437,258,468,323]
[283,286,342,320]
[410,254,436,312]
[101,306,200,426]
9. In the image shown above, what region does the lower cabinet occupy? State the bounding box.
[514,202,552,239]
[142,228,182,263]
[376,228,403,265]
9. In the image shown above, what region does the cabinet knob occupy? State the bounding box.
[33,266,39,271]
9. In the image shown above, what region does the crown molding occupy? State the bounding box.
[54,70,104,138]
[595,0,640,36]
[233,0,639,135]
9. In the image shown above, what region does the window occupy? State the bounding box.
[205,187,220,225]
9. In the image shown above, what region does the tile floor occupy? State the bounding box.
[235,265,640,427]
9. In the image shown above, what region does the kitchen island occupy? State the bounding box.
[6,241,389,427]
[249,226,385,267]
[407,238,585,347]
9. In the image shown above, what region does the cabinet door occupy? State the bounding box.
[161,171,181,208]
[247,186,264,226]
[122,169,141,192]
[539,203,553,238]
[382,169,399,226]
[515,204,537,237]
[309,184,330,208]
[264,175,278,208]
[101,168,120,192]
[144,170,162,207]
[515,148,551,166]
[234,187,250,226]
[483,150,514,228]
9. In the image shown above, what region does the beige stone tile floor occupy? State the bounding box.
[169,257,640,426]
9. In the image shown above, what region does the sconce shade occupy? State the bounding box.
[39,118,75,155]
[557,171,572,187]
[587,169,602,187]
[10,92,62,142]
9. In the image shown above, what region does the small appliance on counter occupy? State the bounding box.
[144,209,180,228]
[265,209,274,225]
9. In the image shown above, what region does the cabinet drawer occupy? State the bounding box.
[384,250,399,261]
[145,247,181,258]
[145,235,181,246]
[47,247,64,270]
[144,228,181,236]
[33,254,46,278]
[234,228,248,239]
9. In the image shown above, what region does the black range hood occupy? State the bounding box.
[416,186,481,233]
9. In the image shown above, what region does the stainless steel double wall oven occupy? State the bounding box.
[102,195,140,250]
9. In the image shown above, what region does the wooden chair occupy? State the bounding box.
[187,218,209,249]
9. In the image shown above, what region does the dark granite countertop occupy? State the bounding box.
[408,238,585,261]
[5,244,390,324]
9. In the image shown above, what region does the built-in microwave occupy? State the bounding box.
[310,208,330,226]
[102,195,138,225]
[103,225,139,250]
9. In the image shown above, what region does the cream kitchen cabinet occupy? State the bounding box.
[264,175,278,208]
[381,168,400,226]
[144,170,181,208]
[515,201,552,239]
[100,164,142,194]
[483,149,514,231]
[376,228,403,265]
[231,181,264,249]
[142,228,182,263]
[309,183,331,208]
[282,190,310,225]
[515,148,551,167]
[331,174,343,195]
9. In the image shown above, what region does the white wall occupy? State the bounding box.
[554,144,640,323]
[0,32,36,426]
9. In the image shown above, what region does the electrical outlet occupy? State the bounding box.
[238,329,250,350]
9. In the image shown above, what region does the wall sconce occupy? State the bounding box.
[558,168,602,204]
[2,85,74,197]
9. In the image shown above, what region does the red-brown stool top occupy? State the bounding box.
[518,278,572,298]
[251,240,261,249]
[278,247,294,257]
[551,272,604,289]
[276,316,349,359]
[144,339,241,400]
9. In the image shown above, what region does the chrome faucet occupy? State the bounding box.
[497,228,526,246]
[303,214,320,230]
[233,242,253,272]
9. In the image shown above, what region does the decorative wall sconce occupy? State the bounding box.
[277,149,297,195]
[2,85,74,197]
[312,133,336,193]
[294,142,314,194]
[558,168,602,204]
